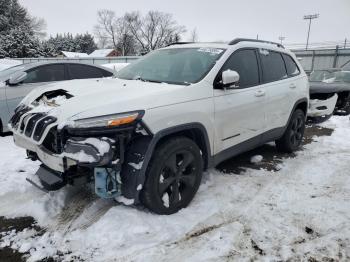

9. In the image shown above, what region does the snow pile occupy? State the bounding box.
[0,116,349,261]
[250,155,263,164]
[80,137,113,155]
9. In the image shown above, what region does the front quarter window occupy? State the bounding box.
[116,47,225,85]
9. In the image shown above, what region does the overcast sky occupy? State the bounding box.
[19,0,350,46]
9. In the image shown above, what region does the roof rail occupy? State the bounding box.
[166,42,194,47]
[229,38,285,49]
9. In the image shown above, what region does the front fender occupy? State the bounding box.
[121,123,211,203]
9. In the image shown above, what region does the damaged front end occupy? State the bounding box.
[308,93,338,118]
[9,90,152,202]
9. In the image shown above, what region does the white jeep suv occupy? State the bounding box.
[9,38,309,214]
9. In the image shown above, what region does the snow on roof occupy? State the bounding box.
[89,49,115,57]
[61,51,89,58]
[0,59,22,71]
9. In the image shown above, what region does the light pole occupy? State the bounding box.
[303,14,319,50]
[278,36,285,45]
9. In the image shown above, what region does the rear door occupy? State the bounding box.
[5,63,66,116]
[213,48,266,154]
[259,49,300,129]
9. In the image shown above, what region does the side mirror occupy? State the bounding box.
[8,71,27,85]
[222,69,240,88]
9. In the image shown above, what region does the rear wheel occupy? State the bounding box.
[276,109,306,153]
[335,92,350,116]
[140,137,203,215]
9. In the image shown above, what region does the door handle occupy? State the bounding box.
[254,90,265,97]
[289,83,297,89]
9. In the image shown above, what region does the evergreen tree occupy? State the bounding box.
[0,26,42,58]
[0,0,30,33]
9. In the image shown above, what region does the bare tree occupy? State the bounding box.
[115,17,136,55]
[189,28,199,42]
[124,11,186,52]
[94,10,136,54]
[93,10,118,49]
[29,16,47,39]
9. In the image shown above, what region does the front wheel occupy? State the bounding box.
[276,109,306,153]
[140,137,203,215]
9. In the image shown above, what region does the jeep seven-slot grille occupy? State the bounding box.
[10,107,31,129]
[11,107,57,142]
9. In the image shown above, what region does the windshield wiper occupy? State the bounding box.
[133,76,163,84]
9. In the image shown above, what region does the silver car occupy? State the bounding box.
[0,61,114,133]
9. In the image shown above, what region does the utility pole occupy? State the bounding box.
[344,38,347,49]
[278,36,285,45]
[303,14,319,50]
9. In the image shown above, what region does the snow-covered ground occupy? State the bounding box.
[0,116,349,261]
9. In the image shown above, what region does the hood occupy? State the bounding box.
[309,81,350,94]
[21,77,195,124]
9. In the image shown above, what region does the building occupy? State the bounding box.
[89,49,120,57]
[60,51,89,58]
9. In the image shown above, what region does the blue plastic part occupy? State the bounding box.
[94,167,120,199]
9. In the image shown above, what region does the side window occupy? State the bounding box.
[220,49,260,88]
[282,54,300,77]
[23,64,65,84]
[68,64,104,79]
[259,50,288,83]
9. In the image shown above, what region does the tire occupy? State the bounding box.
[276,109,306,153]
[335,97,350,116]
[140,137,203,215]
[308,113,333,124]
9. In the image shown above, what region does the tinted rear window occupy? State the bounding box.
[259,50,288,83]
[68,64,105,79]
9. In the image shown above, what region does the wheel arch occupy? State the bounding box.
[294,99,308,116]
[122,123,212,203]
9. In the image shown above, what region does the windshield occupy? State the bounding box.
[309,70,335,82]
[310,70,350,83]
[116,47,225,85]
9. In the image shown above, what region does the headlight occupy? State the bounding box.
[72,111,144,129]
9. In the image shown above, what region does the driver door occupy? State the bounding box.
[213,48,266,154]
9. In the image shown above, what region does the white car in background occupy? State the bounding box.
[9,39,309,215]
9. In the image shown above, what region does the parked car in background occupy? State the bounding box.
[0,61,114,134]
[308,68,350,122]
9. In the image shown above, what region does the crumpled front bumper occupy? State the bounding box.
[308,94,338,117]
[13,133,66,172]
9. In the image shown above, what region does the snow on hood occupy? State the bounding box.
[21,78,191,124]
